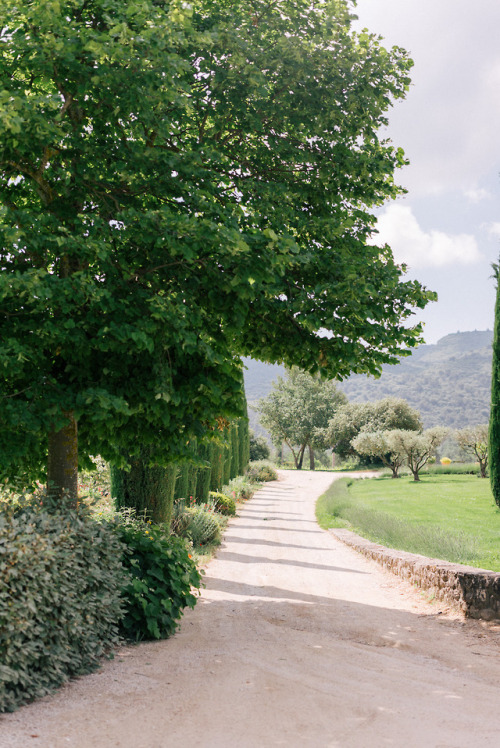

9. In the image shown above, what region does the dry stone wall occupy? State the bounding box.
[331,528,500,621]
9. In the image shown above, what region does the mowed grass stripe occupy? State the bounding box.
[316,474,500,572]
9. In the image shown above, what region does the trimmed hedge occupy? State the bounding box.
[0,496,125,713]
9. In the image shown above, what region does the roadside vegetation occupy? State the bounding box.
[0,458,275,712]
[316,471,500,571]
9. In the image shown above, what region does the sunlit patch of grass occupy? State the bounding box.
[316,475,500,571]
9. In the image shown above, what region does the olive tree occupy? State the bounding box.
[389,428,449,481]
[327,398,423,459]
[258,369,348,470]
[351,430,406,478]
[455,424,489,478]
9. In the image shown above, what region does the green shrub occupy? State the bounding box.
[223,475,255,501]
[114,518,202,642]
[421,462,480,476]
[170,498,193,537]
[209,491,236,516]
[184,506,223,546]
[223,441,232,485]
[249,430,271,461]
[0,494,125,713]
[246,460,278,482]
[195,464,211,502]
[170,501,223,546]
[187,462,198,501]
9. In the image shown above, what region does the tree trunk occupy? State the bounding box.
[309,445,315,470]
[479,459,487,478]
[411,470,420,482]
[297,445,305,470]
[289,444,300,469]
[331,451,336,469]
[47,410,78,505]
[391,466,399,478]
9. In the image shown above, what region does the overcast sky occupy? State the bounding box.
[353,0,500,343]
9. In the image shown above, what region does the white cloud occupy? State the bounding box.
[373,205,481,268]
[464,187,492,204]
[354,0,500,197]
[487,222,500,238]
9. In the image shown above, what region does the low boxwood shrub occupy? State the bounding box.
[246,460,278,482]
[0,493,126,713]
[209,491,236,516]
[114,518,202,642]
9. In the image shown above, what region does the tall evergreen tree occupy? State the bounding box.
[489,263,500,506]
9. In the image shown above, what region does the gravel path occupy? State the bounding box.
[2,469,500,747]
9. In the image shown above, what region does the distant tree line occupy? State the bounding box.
[258,368,489,480]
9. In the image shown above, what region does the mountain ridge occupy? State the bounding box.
[244,330,493,431]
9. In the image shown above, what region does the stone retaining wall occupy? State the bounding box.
[330,528,500,621]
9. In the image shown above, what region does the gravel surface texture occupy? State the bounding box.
[2,469,500,747]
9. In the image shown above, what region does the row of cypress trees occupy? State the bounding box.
[110,416,250,525]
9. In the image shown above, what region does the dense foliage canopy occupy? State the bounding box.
[0,0,434,493]
[327,397,423,458]
[351,430,406,478]
[258,368,347,468]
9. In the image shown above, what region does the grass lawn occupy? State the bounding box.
[316,473,500,572]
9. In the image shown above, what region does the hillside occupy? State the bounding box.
[243,330,493,431]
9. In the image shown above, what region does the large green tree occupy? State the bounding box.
[258,369,347,469]
[0,0,434,500]
[327,397,423,458]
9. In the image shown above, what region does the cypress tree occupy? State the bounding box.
[223,431,232,485]
[110,448,177,525]
[230,423,240,479]
[210,441,224,491]
[238,417,250,475]
[187,462,198,501]
[195,442,211,503]
[174,462,190,501]
[489,262,500,507]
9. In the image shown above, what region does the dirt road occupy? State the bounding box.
[3,470,500,747]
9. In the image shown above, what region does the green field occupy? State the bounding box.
[316,474,500,572]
